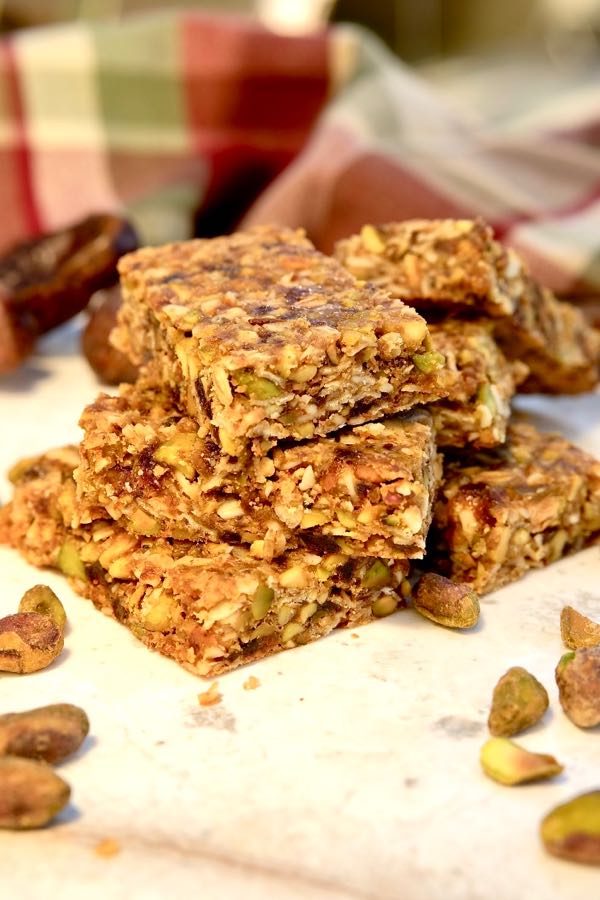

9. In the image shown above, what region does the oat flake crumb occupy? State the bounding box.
[198,682,222,706]
[243,676,261,690]
[95,838,121,858]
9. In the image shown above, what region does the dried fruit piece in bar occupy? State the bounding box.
[76,380,441,560]
[335,219,599,395]
[431,422,600,594]
[113,225,453,456]
[0,214,137,373]
[0,449,410,678]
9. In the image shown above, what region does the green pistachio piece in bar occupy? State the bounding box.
[362,560,392,590]
[480,737,563,786]
[371,594,398,618]
[234,371,283,400]
[251,585,274,621]
[477,382,497,413]
[56,542,87,581]
[541,791,600,865]
[412,351,445,374]
[488,666,549,737]
[336,510,357,529]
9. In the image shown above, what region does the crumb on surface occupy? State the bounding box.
[351,633,360,639]
[95,838,121,858]
[198,681,222,706]
[243,675,261,690]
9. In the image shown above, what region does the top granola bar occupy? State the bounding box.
[335,219,520,316]
[114,226,453,456]
[335,219,599,395]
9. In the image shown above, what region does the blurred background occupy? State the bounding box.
[2,0,598,120]
[2,0,600,58]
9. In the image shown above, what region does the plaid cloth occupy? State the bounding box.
[1,11,599,294]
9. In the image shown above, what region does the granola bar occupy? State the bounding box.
[428,321,527,449]
[113,226,454,456]
[0,449,410,677]
[76,380,440,559]
[335,220,599,395]
[431,422,600,594]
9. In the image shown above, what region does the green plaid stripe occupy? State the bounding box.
[93,13,187,152]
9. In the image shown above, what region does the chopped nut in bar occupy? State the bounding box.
[335,220,599,395]
[113,226,454,456]
[75,381,441,560]
[431,422,600,594]
[0,450,410,677]
[427,321,527,448]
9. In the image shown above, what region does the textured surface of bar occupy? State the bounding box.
[113,225,453,456]
[428,321,526,448]
[432,422,600,594]
[0,450,410,677]
[76,381,440,559]
[335,220,599,395]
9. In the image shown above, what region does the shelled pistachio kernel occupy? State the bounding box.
[488,667,549,737]
[18,585,66,632]
[0,756,71,829]
[56,541,87,581]
[234,371,283,400]
[555,647,600,728]
[0,613,64,675]
[560,606,600,650]
[541,791,600,865]
[362,560,392,590]
[412,351,445,374]
[251,585,274,621]
[480,737,563,786]
[413,573,479,629]
[0,704,89,764]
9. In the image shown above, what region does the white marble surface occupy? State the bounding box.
[1,321,599,900]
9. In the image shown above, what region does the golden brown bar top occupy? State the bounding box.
[114,226,453,456]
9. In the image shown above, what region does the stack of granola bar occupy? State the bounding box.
[2,220,600,676]
[336,219,600,594]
